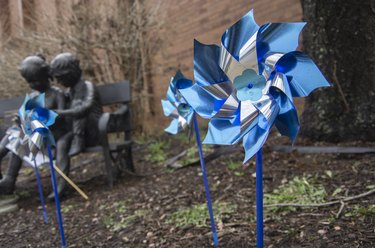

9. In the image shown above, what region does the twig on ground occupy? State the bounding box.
[335,201,345,218]
[263,188,375,208]
[165,150,187,169]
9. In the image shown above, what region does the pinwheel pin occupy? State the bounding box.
[180,9,330,248]
[162,70,219,247]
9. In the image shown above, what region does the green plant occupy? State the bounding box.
[145,140,168,163]
[345,204,375,217]
[264,176,327,214]
[174,133,191,145]
[181,145,214,165]
[16,191,31,199]
[101,201,147,232]
[226,159,244,176]
[22,167,34,176]
[167,202,236,228]
[61,204,74,214]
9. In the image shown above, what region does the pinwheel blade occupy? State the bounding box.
[243,124,269,163]
[194,39,229,87]
[275,51,331,97]
[179,84,218,119]
[221,9,259,61]
[257,22,305,74]
[164,119,180,135]
[161,99,176,117]
[203,119,243,145]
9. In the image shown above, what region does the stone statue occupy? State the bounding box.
[0,54,72,197]
[50,52,103,156]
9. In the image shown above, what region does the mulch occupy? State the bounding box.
[0,133,374,247]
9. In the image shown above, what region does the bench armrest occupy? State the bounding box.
[113,104,129,116]
[98,112,111,135]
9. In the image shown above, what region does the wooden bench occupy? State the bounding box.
[0,80,134,187]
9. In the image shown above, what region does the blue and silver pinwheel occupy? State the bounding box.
[162,70,219,247]
[18,93,57,157]
[19,93,67,247]
[180,9,330,162]
[161,70,194,134]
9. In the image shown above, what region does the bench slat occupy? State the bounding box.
[84,141,132,153]
[97,80,131,105]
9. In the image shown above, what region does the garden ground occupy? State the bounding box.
[0,131,374,247]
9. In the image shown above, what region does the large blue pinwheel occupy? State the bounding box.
[179,9,330,248]
[161,70,194,134]
[180,9,330,163]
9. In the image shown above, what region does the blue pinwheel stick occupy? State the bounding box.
[18,94,67,248]
[193,113,218,246]
[48,145,66,248]
[179,9,330,248]
[162,70,218,247]
[33,160,48,224]
[256,149,263,248]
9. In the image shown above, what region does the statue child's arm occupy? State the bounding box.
[56,81,95,118]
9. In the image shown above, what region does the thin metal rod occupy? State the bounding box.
[256,148,263,248]
[47,145,66,248]
[193,113,218,247]
[33,160,48,224]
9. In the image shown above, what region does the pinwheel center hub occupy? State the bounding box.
[247,83,254,89]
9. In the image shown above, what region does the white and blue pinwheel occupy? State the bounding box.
[180,9,330,162]
[18,93,57,157]
[161,70,194,134]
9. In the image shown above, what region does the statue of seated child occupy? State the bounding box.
[0,54,71,197]
[50,52,103,156]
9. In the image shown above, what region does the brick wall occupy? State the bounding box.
[0,0,302,131]
[148,0,302,130]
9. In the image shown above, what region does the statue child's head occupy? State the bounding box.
[20,54,51,92]
[50,52,82,88]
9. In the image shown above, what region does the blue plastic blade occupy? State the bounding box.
[275,51,331,97]
[179,84,217,119]
[164,119,180,135]
[257,22,305,73]
[161,99,176,117]
[203,119,244,145]
[242,124,269,163]
[221,9,259,60]
[194,39,229,87]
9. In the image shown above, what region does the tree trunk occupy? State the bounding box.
[300,0,375,142]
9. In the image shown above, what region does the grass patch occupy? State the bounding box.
[264,176,327,214]
[345,204,375,217]
[226,159,244,177]
[145,140,169,164]
[16,190,31,199]
[101,201,147,232]
[61,204,74,214]
[174,133,191,145]
[181,145,214,165]
[168,201,236,228]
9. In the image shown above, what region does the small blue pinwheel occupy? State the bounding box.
[180,9,330,163]
[18,93,67,247]
[161,70,194,134]
[18,93,57,157]
[162,70,219,247]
